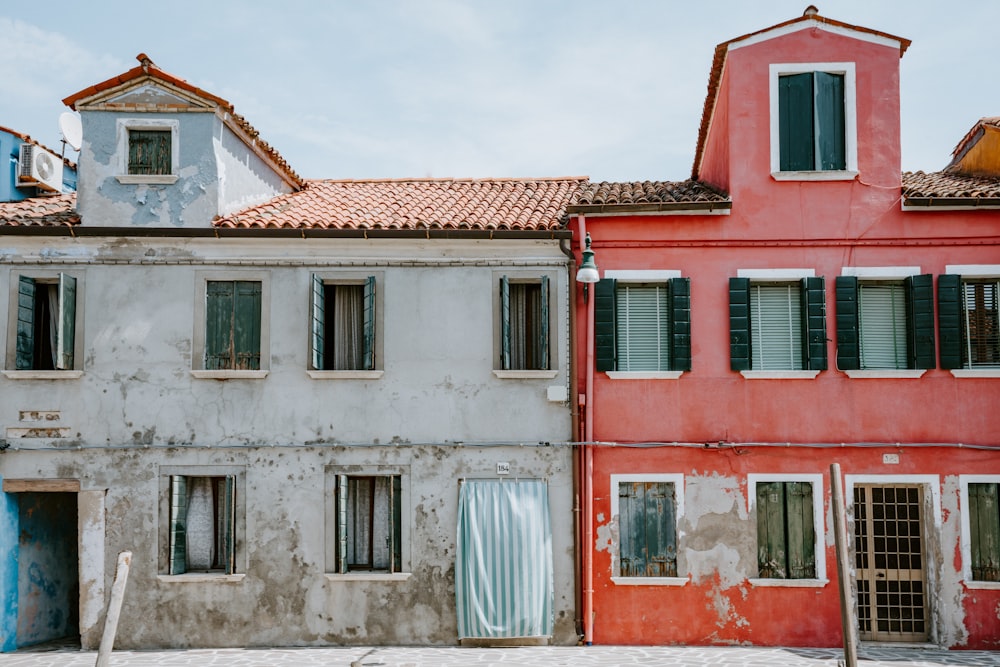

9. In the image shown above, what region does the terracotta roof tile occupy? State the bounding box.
[570,180,730,211]
[215,178,587,231]
[0,194,79,227]
[902,171,1000,203]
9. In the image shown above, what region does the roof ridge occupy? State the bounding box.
[306,176,590,184]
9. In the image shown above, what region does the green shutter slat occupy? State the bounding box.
[391,475,402,574]
[311,275,325,370]
[500,276,511,370]
[802,277,827,371]
[757,482,788,578]
[779,73,815,171]
[729,277,751,371]
[938,274,962,369]
[223,475,236,574]
[594,279,617,372]
[363,276,376,371]
[538,275,550,371]
[786,482,816,579]
[233,281,262,371]
[337,474,348,574]
[969,483,1000,582]
[618,482,639,576]
[858,282,907,369]
[56,273,76,370]
[814,72,846,170]
[15,275,36,370]
[205,281,234,369]
[835,276,860,370]
[671,277,691,372]
[906,274,936,369]
[169,476,188,575]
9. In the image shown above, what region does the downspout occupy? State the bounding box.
[579,214,596,645]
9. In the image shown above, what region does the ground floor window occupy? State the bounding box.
[168,475,235,574]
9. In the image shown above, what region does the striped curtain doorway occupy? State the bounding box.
[455,479,553,642]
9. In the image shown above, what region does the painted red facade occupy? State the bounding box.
[570,11,1000,649]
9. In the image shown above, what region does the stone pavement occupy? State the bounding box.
[1,645,998,667]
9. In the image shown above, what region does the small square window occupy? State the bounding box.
[310,275,376,371]
[9,273,78,371]
[499,276,549,371]
[334,474,402,573]
[128,129,172,175]
[168,475,236,574]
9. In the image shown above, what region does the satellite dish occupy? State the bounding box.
[59,112,82,151]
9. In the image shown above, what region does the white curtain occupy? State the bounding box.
[333,285,363,370]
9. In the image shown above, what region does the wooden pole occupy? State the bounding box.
[830,464,858,667]
[95,551,132,667]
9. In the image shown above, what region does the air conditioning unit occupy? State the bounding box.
[17,144,63,192]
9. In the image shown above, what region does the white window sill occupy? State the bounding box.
[611,576,688,587]
[493,370,559,379]
[843,370,926,379]
[324,572,412,582]
[950,369,1000,378]
[157,573,245,583]
[190,370,269,380]
[117,174,178,185]
[740,370,820,380]
[749,578,830,588]
[771,170,858,182]
[307,370,384,380]
[2,370,84,380]
[963,580,1000,590]
[606,371,684,380]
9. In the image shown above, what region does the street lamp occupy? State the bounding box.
[576,233,599,284]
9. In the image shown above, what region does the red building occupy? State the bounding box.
[569,8,1000,649]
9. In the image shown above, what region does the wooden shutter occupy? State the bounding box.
[128,129,171,175]
[233,281,262,370]
[906,274,936,370]
[56,273,76,370]
[937,274,962,369]
[500,276,511,370]
[802,277,827,371]
[205,281,234,369]
[336,474,348,574]
[671,277,691,372]
[391,475,402,574]
[969,483,1000,582]
[363,276,377,371]
[594,279,617,372]
[222,475,236,575]
[169,476,189,575]
[814,72,846,170]
[538,275,550,370]
[757,482,788,578]
[858,282,907,369]
[785,481,816,579]
[835,276,860,370]
[15,275,36,370]
[757,481,816,579]
[310,275,325,370]
[618,482,676,578]
[617,283,670,371]
[778,73,815,171]
[729,277,751,370]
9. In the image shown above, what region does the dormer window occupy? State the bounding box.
[116,118,179,184]
[769,63,857,180]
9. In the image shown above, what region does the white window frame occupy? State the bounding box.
[946,265,1000,377]
[737,268,820,379]
[604,270,684,380]
[747,473,828,587]
[959,475,1000,590]
[306,271,385,380]
[610,473,687,586]
[3,269,85,379]
[116,118,180,184]
[769,62,858,181]
[191,270,270,379]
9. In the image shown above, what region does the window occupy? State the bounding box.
[755,481,816,579]
[116,119,178,184]
[835,275,935,371]
[730,275,827,372]
[128,129,171,175]
[168,475,236,575]
[310,275,376,371]
[769,63,857,178]
[11,273,77,371]
[595,277,690,373]
[499,275,549,371]
[965,482,1000,583]
[205,280,262,370]
[939,275,999,369]
[616,480,678,578]
[334,474,402,573]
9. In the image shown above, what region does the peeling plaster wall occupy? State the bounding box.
[0,478,18,652]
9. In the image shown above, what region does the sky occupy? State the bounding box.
[2,1,997,183]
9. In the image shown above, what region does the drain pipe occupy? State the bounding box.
[578,214,596,646]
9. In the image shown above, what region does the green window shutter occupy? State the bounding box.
[169,476,188,575]
[363,276,377,371]
[802,277,827,371]
[618,483,641,576]
[757,482,788,578]
[969,483,1000,582]
[56,273,76,370]
[538,275,550,371]
[616,283,671,372]
[336,474,348,574]
[391,475,402,574]
[233,281,262,370]
[310,274,325,370]
[906,274,936,369]
[205,281,234,369]
[128,130,171,175]
[729,277,751,371]
[858,282,907,370]
[814,72,846,170]
[594,279,617,372]
[618,482,676,577]
[937,274,962,369]
[222,475,236,575]
[670,277,691,372]
[15,275,36,370]
[835,276,860,370]
[500,276,511,370]
[785,481,816,579]
[778,73,815,171]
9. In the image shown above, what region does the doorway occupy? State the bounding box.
[852,484,929,642]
